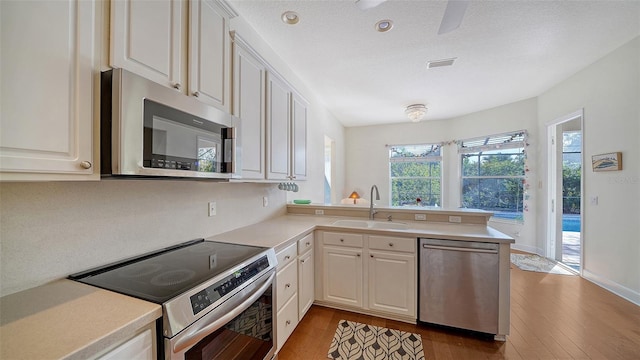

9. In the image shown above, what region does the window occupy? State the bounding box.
[459,131,526,220]
[389,144,441,207]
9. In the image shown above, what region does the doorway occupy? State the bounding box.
[547,111,583,272]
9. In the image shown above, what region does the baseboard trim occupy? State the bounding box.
[313,301,416,324]
[582,269,640,306]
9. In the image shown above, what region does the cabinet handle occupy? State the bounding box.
[193,91,200,97]
[300,259,306,264]
[306,242,310,246]
[285,255,291,260]
[172,82,181,90]
[357,254,361,257]
[286,320,291,325]
[80,161,92,169]
[389,243,394,247]
[285,283,291,288]
[370,255,374,258]
[340,239,344,242]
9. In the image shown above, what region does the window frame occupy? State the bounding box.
[458,131,527,222]
[388,143,443,207]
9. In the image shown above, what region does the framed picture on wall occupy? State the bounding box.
[591,152,622,171]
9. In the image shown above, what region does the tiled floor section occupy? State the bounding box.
[562,231,580,270]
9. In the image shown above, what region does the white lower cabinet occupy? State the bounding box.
[322,246,363,308]
[275,232,315,353]
[97,328,154,360]
[317,231,416,321]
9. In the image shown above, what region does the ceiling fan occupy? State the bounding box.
[355,0,469,35]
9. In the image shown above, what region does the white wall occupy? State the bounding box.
[345,98,539,250]
[0,181,284,296]
[537,36,640,303]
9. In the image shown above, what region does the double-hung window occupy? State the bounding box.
[389,144,442,207]
[459,131,526,221]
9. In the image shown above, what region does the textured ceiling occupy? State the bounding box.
[227,0,640,127]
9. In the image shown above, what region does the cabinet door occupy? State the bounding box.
[298,249,314,319]
[368,250,416,317]
[0,0,98,180]
[266,73,290,180]
[98,329,154,360]
[189,0,231,111]
[233,40,266,179]
[322,246,363,307]
[111,0,183,90]
[291,93,307,181]
[276,293,298,352]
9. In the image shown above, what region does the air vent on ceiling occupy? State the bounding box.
[426,58,456,69]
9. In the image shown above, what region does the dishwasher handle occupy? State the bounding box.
[422,244,498,254]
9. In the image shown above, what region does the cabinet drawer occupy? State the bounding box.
[276,243,297,269]
[276,260,298,310]
[368,235,416,253]
[276,293,299,351]
[323,232,363,248]
[297,233,314,255]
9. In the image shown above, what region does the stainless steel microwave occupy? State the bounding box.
[101,68,240,179]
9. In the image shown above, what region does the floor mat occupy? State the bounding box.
[327,319,425,360]
[511,253,575,275]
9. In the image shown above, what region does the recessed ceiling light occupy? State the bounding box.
[375,19,393,32]
[281,11,300,25]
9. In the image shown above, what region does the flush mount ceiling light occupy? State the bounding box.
[375,19,393,32]
[281,11,299,25]
[405,104,428,122]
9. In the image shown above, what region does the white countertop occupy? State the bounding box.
[207,214,514,250]
[0,280,161,360]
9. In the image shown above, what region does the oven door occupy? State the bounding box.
[165,271,275,360]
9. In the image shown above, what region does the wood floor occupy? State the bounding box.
[277,257,640,360]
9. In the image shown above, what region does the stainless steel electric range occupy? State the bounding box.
[70,239,277,360]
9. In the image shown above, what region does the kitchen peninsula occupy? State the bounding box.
[1,207,513,359]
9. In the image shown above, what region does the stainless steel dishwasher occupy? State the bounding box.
[419,238,499,335]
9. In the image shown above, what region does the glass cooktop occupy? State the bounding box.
[69,239,268,303]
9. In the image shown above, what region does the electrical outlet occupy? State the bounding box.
[414,214,427,221]
[315,209,324,215]
[263,196,269,207]
[590,196,598,205]
[208,202,217,217]
[448,216,462,223]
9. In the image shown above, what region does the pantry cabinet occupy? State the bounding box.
[111,0,234,112]
[316,231,417,321]
[0,0,101,180]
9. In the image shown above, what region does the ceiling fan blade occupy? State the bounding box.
[355,0,387,10]
[438,0,469,35]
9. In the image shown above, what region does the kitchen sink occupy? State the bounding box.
[331,219,409,230]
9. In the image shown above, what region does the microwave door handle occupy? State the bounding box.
[171,271,275,353]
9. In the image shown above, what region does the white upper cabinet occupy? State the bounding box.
[232,34,266,179]
[189,0,232,111]
[266,72,291,180]
[291,93,308,181]
[111,0,234,112]
[0,0,101,180]
[111,0,183,90]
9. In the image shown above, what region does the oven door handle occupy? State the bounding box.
[172,270,275,353]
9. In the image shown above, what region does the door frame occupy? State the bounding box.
[545,109,584,271]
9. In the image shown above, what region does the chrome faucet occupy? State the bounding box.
[369,185,380,220]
